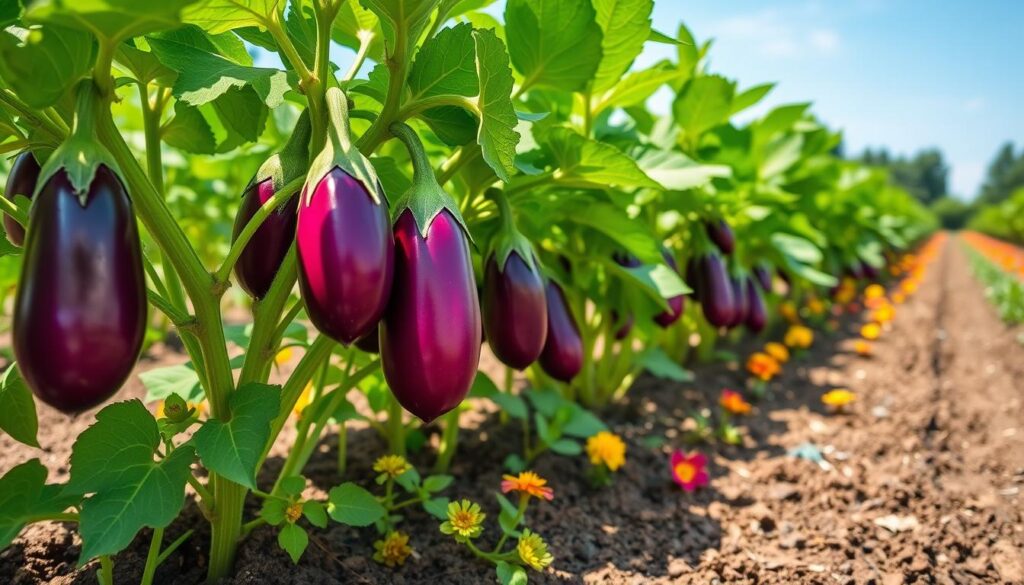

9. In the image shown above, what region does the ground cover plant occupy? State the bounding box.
[0,1,1002,584]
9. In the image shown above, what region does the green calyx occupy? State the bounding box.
[303,87,385,207]
[34,81,123,207]
[388,122,471,240]
[486,188,539,275]
[247,110,312,195]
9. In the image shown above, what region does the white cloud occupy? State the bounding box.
[963,97,986,113]
[707,10,841,60]
[809,29,840,53]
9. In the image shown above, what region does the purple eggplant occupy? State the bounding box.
[611,310,633,340]
[354,326,379,354]
[613,251,641,268]
[728,274,749,328]
[752,265,772,292]
[686,256,702,300]
[705,219,735,255]
[297,167,394,344]
[745,279,766,333]
[539,281,584,382]
[3,152,40,246]
[699,253,735,327]
[654,249,685,327]
[13,166,146,412]
[381,210,481,422]
[231,178,299,298]
[862,261,879,280]
[482,252,547,370]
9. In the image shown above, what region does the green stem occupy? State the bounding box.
[207,478,244,583]
[215,175,304,283]
[493,496,528,553]
[271,354,334,494]
[354,16,409,154]
[343,33,374,82]
[98,555,114,585]
[386,393,406,457]
[155,530,194,565]
[239,518,266,539]
[0,194,26,225]
[139,527,163,585]
[0,90,64,141]
[187,474,215,505]
[336,420,348,477]
[433,409,460,473]
[397,95,476,122]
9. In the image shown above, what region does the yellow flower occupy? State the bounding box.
[293,382,313,417]
[373,454,411,479]
[900,279,918,295]
[871,303,895,324]
[807,297,825,315]
[860,322,881,340]
[517,529,554,571]
[779,301,799,323]
[501,471,554,501]
[586,431,626,471]
[854,340,872,356]
[746,352,781,382]
[275,346,294,366]
[864,284,885,300]
[784,325,814,349]
[891,291,906,304]
[285,502,303,523]
[822,389,856,408]
[440,499,485,539]
[764,342,790,364]
[373,531,413,567]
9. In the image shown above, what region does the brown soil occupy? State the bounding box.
[2,238,1023,584]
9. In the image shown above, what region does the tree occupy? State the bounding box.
[856,147,948,205]
[978,142,1024,205]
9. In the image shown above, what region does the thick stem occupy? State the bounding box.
[386,393,406,456]
[98,556,114,585]
[139,527,163,585]
[433,409,460,473]
[207,478,245,583]
[354,18,408,154]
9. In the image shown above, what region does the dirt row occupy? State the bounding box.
[1,237,1022,584]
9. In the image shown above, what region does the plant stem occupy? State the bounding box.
[343,33,373,82]
[433,408,461,473]
[207,477,245,583]
[336,420,348,477]
[354,15,409,154]
[215,175,304,283]
[98,555,114,585]
[155,529,194,565]
[386,393,406,456]
[139,527,163,585]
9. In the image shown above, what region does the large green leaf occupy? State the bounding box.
[26,0,197,42]
[591,0,652,92]
[0,365,38,448]
[567,202,661,263]
[472,27,519,182]
[0,460,78,551]
[544,128,661,190]
[193,383,280,489]
[593,61,684,115]
[731,82,774,115]
[360,0,439,57]
[67,400,194,560]
[504,0,603,92]
[0,24,92,108]
[183,0,278,34]
[672,74,735,138]
[139,364,203,403]
[408,23,478,100]
[327,482,386,527]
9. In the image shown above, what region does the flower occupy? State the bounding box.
[854,340,872,356]
[285,502,303,523]
[156,398,204,420]
[900,279,918,295]
[864,284,885,300]
[764,342,790,364]
[784,324,814,349]
[822,389,856,408]
[746,352,781,381]
[275,346,294,366]
[517,529,554,571]
[586,431,626,471]
[807,297,825,315]
[293,381,313,417]
[719,389,752,415]
[891,291,906,304]
[373,454,411,479]
[871,303,895,324]
[501,471,554,501]
[779,301,799,323]
[670,451,709,492]
[440,499,485,539]
[860,322,881,340]
[373,531,413,567]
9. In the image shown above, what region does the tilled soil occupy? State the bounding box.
[2,237,1023,584]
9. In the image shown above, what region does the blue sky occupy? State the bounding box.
[638,0,1024,199]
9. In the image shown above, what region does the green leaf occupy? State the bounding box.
[673,74,735,138]
[472,27,519,182]
[277,522,308,564]
[139,364,203,404]
[423,475,454,493]
[193,383,280,489]
[636,347,694,382]
[0,460,77,550]
[562,409,607,438]
[544,128,661,190]
[0,365,38,448]
[490,392,528,419]
[505,0,603,92]
[260,498,288,526]
[183,0,276,34]
[593,61,683,114]
[548,438,582,456]
[496,562,529,585]
[26,0,196,42]
[524,388,563,418]
[279,476,306,498]
[327,483,386,527]
[423,496,450,520]
[409,23,478,100]
[332,0,384,62]
[731,82,775,115]
[68,401,194,560]
[163,102,217,154]
[302,501,328,529]
[360,0,438,58]
[467,371,500,399]
[502,453,526,473]
[534,413,556,444]
[637,149,731,191]
[591,0,652,92]
[612,261,690,305]
[759,134,804,179]
[567,202,661,263]
[756,103,811,139]
[0,25,92,108]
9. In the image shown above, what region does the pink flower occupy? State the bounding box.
[670,450,709,492]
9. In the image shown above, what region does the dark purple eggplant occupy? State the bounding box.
[13,166,146,412]
[705,219,735,254]
[354,326,379,353]
[232,178,299,298]
[611,310,633,340]
[482,252,547,370]
[847,262,866,280]
[686,256,701,300]
[862,261,879,280]
[728,274,749,328]
[654,249,685,327]
[297,167,394,344]
[745,279,766,333]
[612,251,641,268]
[381,210,481,422]
[3,152,40,246]
[699,253,735,327]
[539,281,584,382]
[752,265,772,292]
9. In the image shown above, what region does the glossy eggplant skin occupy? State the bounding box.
[3,152,41,246]
[654,251,685,327]
[482,252,547,369]
[699,253,735,327]
[381,210,481,423]
[354,326,379,354]
[745,279,767,333]
[231,178,298,298]
[728,274,749,328]
[705,219,735,255]
[538,281,584,382]
[752,265,773,292]
[297,167,394,344]
[13,166,146,412]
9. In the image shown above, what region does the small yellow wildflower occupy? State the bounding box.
[501,471,554,501]
[784,324,814,349]
[822,389,856,409]
[586,431,626,472]
[764,342,790,364]
[871,303,895,324]
[275,346,294,366]
[864,284,886,300]
[860,322,881,340]
[440,499,485,539]
[854,340,872,356]
[293,382,313,417]
[285,502,303,523]
[807,297,826,315]
[746,352,781,382]
[891,291,906,304]
[373,454,411,479]
[373,531,413,567]
[517,529,554,571]
[779,301,799,323]
[900,279,918,295]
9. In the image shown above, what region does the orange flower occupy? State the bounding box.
[854,340,872,356]
[871,303,895,324]
[784,325,814,349]
[746,352,781,381]
[719,389,752,415]
[822,389,856,409]
[891,291,906,304]
[807,297,825,315]
[501,471,554,501]
[864,284,885,300]
[861,322,881,340]
[764,342,789,364]
[670,451,709,492]
[900,279,918,295]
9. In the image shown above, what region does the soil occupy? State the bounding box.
[2,237,1023,584]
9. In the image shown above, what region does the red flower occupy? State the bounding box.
[670,450,709,492]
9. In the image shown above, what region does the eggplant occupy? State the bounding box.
[745,279,767,333]
[482,252,547,369]
[13,166,146,412]
[862,261,879,280]
[728,274,749,328]
[705,219,735,255]
[752,265,772,292]
[699,253,735,327]
[612,251,640,268]
[231,178,299,298]
[3,152,40,246]
[654,249,685,327]
[381,210,481,422]
[354,326,379,354]
[611,310,633,340]
[686,256,702,300]
[539,281,584,382]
